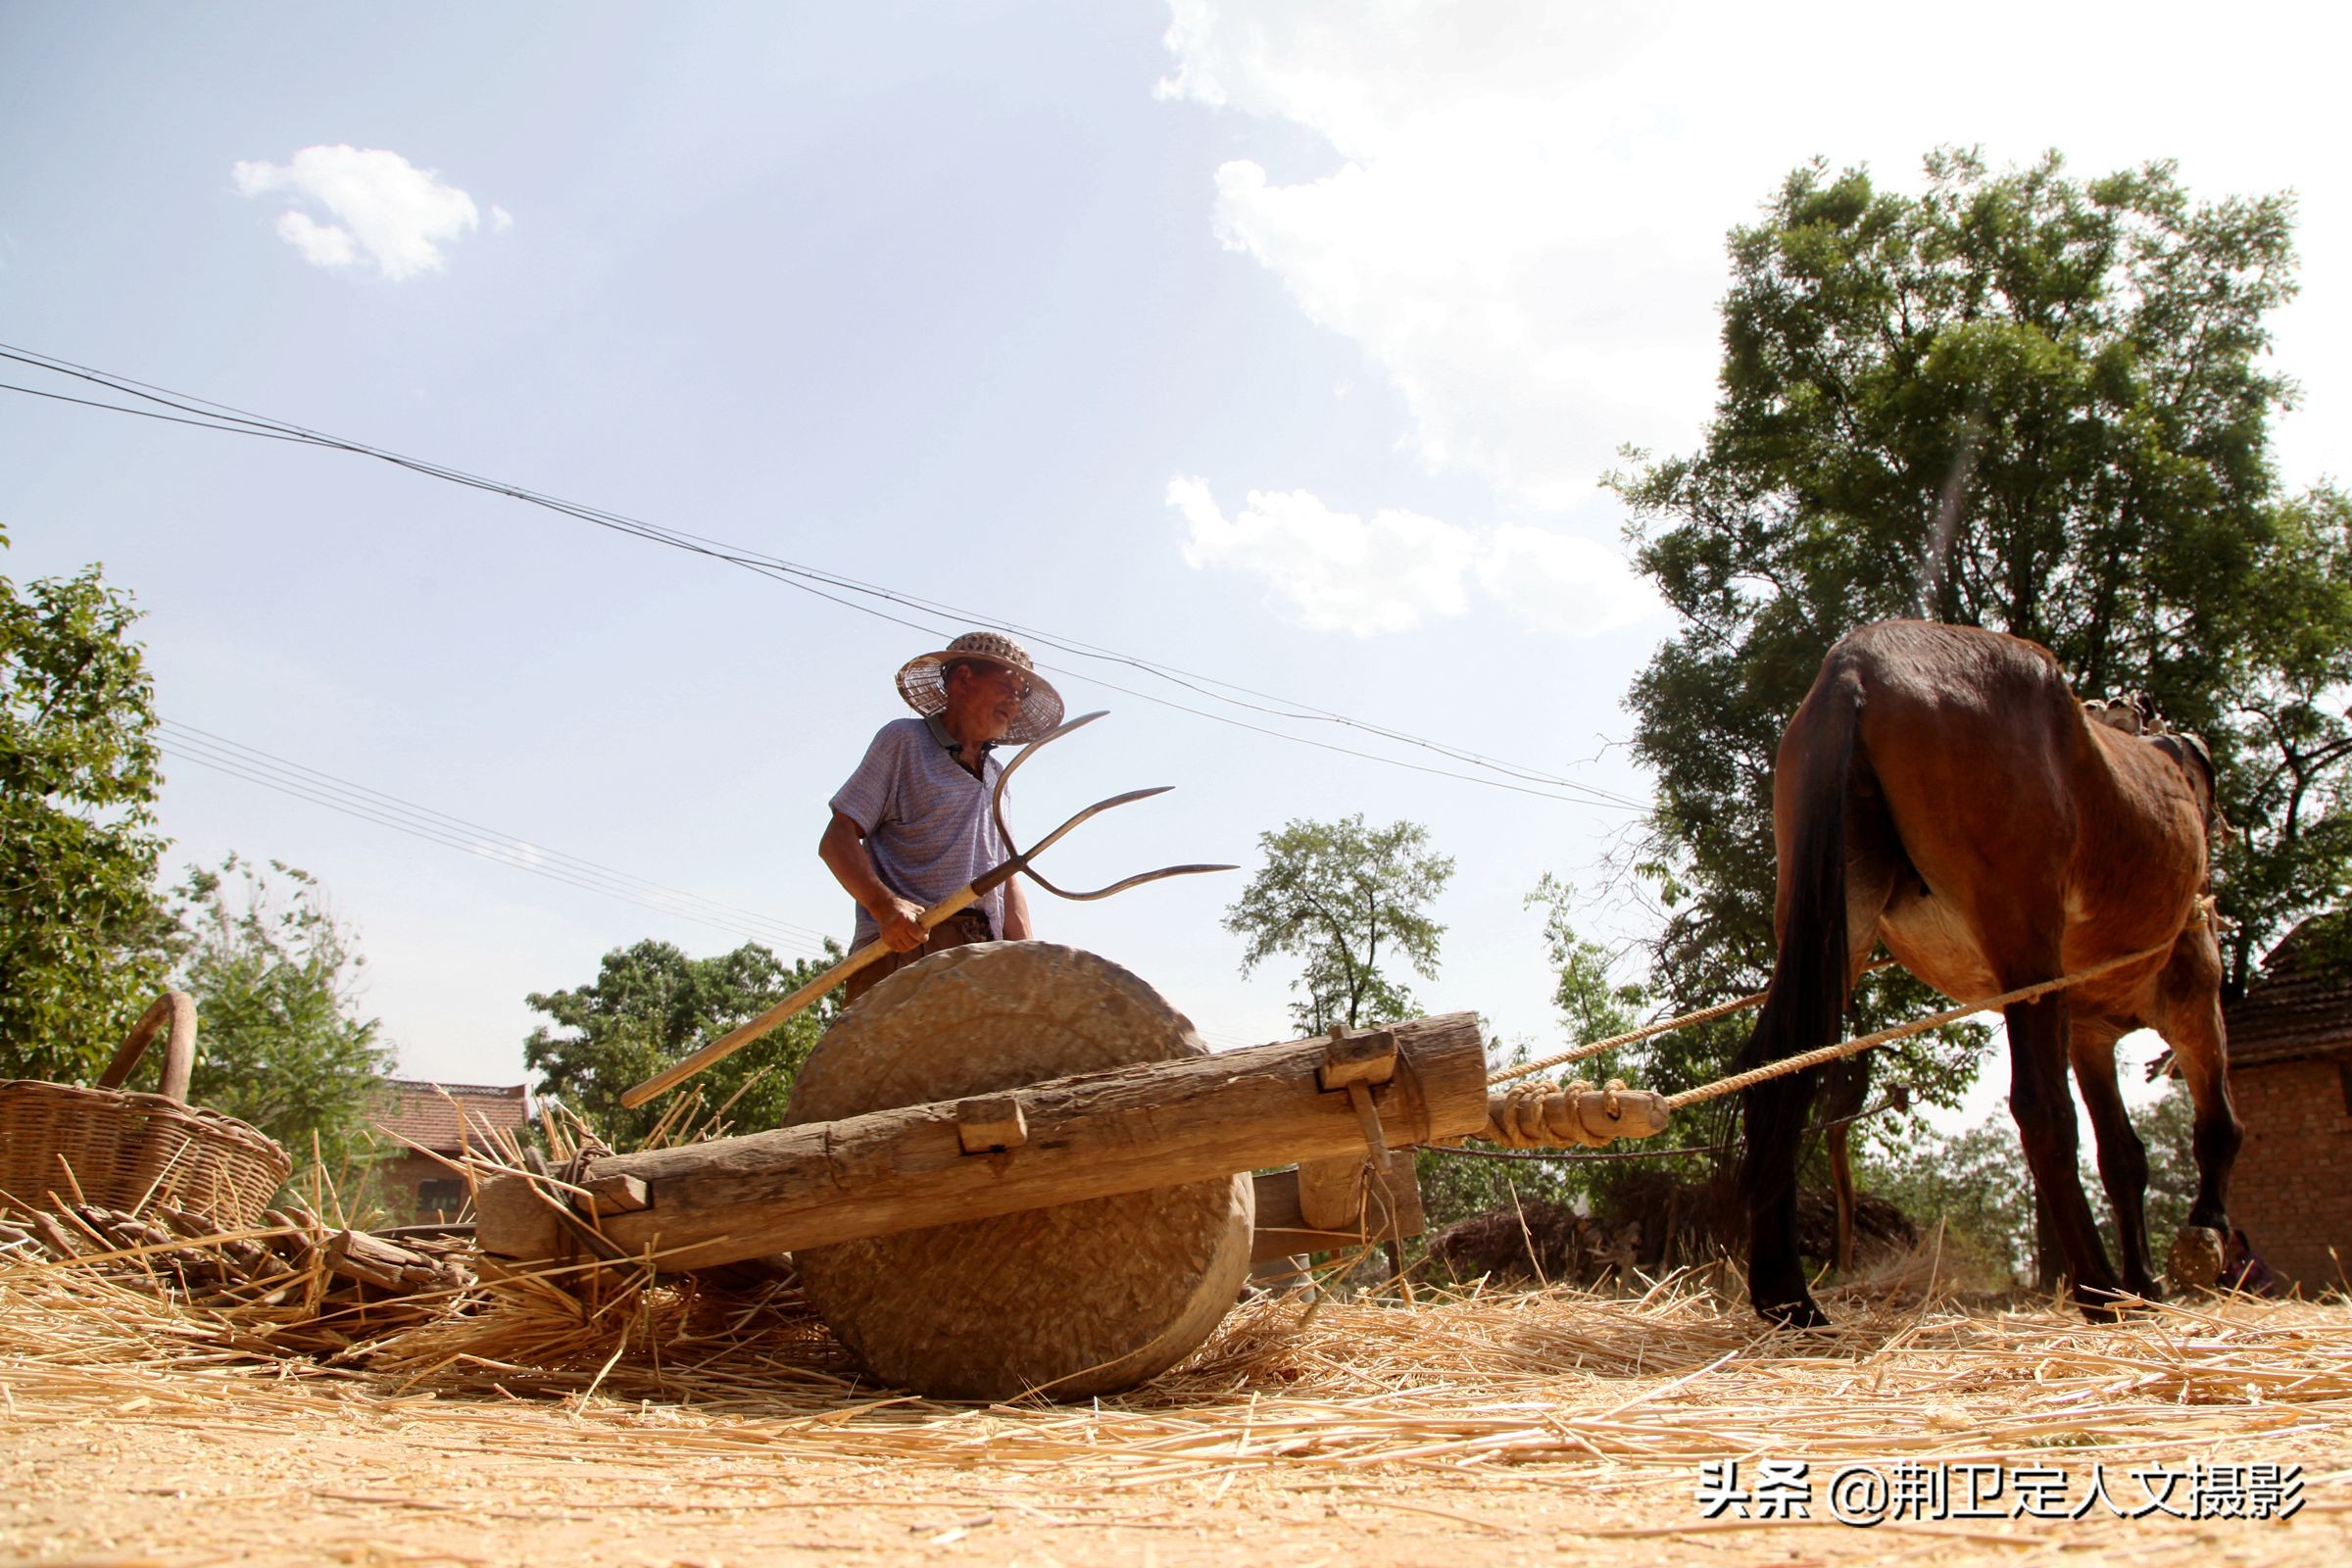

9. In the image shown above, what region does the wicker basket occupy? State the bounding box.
[0,992,291,1228]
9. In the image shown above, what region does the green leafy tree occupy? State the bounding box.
[0,528,177,1083]
[2206,492,2352,986]
[1224,815,1453,1034]
[525,938,844,1151]
[1610,149,2351,1111]
[172,856,395,1174]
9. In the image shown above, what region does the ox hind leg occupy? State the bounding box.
[1740,668,1895,1329]
[2002,990,2129,1316]
[1824,780,1900,1278]
[2070,1018,2159,1299]
[1741,807,1898,1325]
[1823,1056,1871,1274]
[2157,973,2241,1289]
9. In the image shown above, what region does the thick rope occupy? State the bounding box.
[1489,957,1895,1086]
[1425,1135,1737,1164]
[1660,913,2206,1111]
[1421,1091,1904,1164]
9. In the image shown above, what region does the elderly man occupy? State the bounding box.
[819,631,1064,1005]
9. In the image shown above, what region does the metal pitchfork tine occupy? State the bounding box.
[620,710,1233,1108]
[989,711,1234,900]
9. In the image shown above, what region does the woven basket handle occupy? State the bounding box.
[96,991,198,1102]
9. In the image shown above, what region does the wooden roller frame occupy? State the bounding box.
[475,1011,1488,1272]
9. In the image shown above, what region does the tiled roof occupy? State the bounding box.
[2226,914,2352,1069]
[372,1079,532,1154]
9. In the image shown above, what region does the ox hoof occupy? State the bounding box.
[1756,1295,1831,1331]
[2167,1226,2226,1292]
[2075,1288,2136,1324]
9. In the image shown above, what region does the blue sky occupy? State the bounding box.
[5,3,2344,1124]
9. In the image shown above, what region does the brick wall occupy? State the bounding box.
[2228,1054,2352,1294]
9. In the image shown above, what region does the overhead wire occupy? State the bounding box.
[1,343,1652,813]
[628,517,1649,803]
[162,719,837,943]
[155,720,835,957]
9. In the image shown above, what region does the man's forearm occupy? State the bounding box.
[818,812,927,953]
[818,815,893,915]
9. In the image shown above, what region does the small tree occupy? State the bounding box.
[525,938,844,1151]
[1224,814,1453,1033]
[0,528,177,1082]
[172,856,395,1175]
[2127,1082,2199,1254]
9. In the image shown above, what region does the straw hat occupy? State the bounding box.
[896,631,1065,745]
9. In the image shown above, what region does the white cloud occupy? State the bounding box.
[1171,476,1473,634]
[1154,0,1652,161]
[1475,521,1661,636]
[490,206,515,234]
[1169,476,1657,637]
[273,210,356,269]
[232,146,485,280]
[1157,0,2352,505]
[1160,2,1703,506]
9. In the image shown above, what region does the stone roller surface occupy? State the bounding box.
[783,942,1253,1401]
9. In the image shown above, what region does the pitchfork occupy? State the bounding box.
[619,711,1232,1108]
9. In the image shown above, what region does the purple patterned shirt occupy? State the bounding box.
[829,716,1010,946]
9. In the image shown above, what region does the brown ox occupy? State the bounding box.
[1737,620,2238,1326]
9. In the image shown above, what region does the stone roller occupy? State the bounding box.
[783,941,1252,1401]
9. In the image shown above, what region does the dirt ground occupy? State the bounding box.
[4,1274,2347,1567]
[5,1379,2343,1567]
[4,1386,2343,1562]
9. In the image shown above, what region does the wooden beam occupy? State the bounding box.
[476,1011,1485,1273]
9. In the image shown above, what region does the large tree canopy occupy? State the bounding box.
[525,938,843,1150]
[1224,814,1453,1033]
[0,529,176,1082]
[1615,150,2352,1027]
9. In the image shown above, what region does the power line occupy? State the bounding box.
[164,720,833,942]
[1,343,1652,813]
[156,720,835,956]
[162,738,833,956]
[623,517,1650,803]
[14,346,1649,808]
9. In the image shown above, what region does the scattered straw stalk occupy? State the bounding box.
[5,1238,2348,1487]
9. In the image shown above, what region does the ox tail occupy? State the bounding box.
[1735,668,1862,1317]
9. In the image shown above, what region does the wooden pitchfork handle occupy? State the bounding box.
[618,868,1011,1110]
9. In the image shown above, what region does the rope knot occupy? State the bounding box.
[1483,1079,1672,1150]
